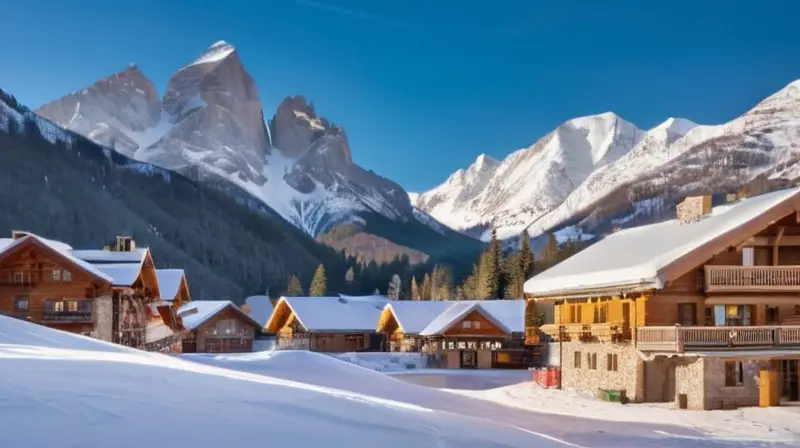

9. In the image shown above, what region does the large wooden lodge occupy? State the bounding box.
[0,231,258,354]
[525,189,800,410]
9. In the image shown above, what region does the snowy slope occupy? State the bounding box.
[0,316,555,447]
[416,79,800,242]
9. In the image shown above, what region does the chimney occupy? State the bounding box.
[115,236,135,252]
[676,195,712,224]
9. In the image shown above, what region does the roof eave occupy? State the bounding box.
[528,279,660,301]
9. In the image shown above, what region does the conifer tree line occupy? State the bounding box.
[281,228,584,300]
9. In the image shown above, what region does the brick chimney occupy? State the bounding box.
[676,195,712,224]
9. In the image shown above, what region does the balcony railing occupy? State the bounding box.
[42,311,93,323]
[705,265,800,292]
[637,325,800,352]
[537,322,630,342]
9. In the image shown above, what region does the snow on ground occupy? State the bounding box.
[446,382,800,444]
[0,317,568,448]
[332,351,427,372]
[189,351,783,447]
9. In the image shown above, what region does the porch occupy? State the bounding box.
[637,325,800,353]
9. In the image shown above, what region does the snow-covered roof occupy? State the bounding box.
[279,296,389,332]
[0,234,114,284]
[382,300,526,336]
[383,301,453,334]
[91,263,142,287]
[70,249,148,265]
[156,269,186,301]
[244,295,274,328]
[524,187,800,296]
[177,301,260,331]
[417,300,525,336]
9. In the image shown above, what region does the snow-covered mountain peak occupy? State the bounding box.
[655,117,698,135]
[187,40,237,68]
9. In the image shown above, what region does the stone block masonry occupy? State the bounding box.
[558,341,645,401]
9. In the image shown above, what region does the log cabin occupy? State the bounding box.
[266,296,388,352]
[525,188,800,410]
[378,300,531,369]
[243,295,275,329]
[0,232,114,337]
[177,300,261,353]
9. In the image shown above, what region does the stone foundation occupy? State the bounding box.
[558,341,644,401]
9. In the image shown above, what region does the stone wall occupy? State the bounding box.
[559,341,645,401]
[674,356,705,410]
[702,357,771,409]
[92,295,113,342]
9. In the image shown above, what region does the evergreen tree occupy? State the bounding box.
[520,229,534,279]
[286,275,304,296]
[387,274,401,299]
[310,264,327,296]
[421,273,432,300]
[344,266,354,283]
[541,232,559,264]
[410,276,420,300]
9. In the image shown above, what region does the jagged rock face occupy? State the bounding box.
[271,95,352,162]
[145,41,270,183]
[35,66,161,157]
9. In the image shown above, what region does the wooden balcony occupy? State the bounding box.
[41,311,93,323]
[705,265,800,293]
[637,326,800,353]
[538,322,630,342]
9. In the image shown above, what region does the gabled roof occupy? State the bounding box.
[418,300,525,336]
[524,187,800,297]
[382,301,453,334]
[244,295,274,328]
[156,269,186,301]
[0,234,113,284]
[382,300,526,336]
[177,301,261,331]
[70,249,149,265]
[91,263,142,287]
[270,296,389,332]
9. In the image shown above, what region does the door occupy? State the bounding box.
[782,360,800,401]
[622,303,631,339]
[460,350,478,368]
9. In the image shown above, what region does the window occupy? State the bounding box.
[474,321,481,330]
[766,306,780,325]
[462,320,481,330]
[62,270,72,282]
[14,296,29,311]
[607,353,618,372]
[742,247,755,266]
[13,271,24,283]
[67,300,78,312]
[593,303,608,323]
[463,321,472,329]
[345,334,366,351]
[573,351,581,368]
[54,301,64,312]
[587,353,597,370]
[704,306,714,326]
[52,269,62,282]
[575,305,583,323]
[725,361,743,387]
[677,303,696,326]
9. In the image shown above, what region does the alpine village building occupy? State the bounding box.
[0,231,257,354]
[525,188,800,410]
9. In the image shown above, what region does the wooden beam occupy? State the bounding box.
[737,235,800,248]
[773,226,785,265]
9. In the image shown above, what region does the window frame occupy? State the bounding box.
[14,295,29,311]
[724,361,744,387]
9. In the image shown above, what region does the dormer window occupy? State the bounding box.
[52,270,61,282]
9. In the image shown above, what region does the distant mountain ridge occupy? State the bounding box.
[414,79,800,243]
[35,41,481,263]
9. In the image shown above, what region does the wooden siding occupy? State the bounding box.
[0,240,110,334]
[185,305,257,353]
[443,309,507,338]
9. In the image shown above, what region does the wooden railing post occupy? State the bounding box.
[675,324,684,353]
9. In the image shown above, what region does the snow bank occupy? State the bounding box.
[0,316,561,447]
[446,382,800,443]
[332,351,427,372]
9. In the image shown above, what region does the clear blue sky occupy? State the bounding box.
[2,0,799,192]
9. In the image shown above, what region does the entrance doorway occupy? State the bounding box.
[460,350,478,368]
[781,359,799,401]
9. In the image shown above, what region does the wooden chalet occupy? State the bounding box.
[71,237,169,349]
[266,296,387,352]
[525,189,800,410]
[243,295,275,329]
[378,300,531,369]
[177,300,261,353]
[0,232,114,336]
